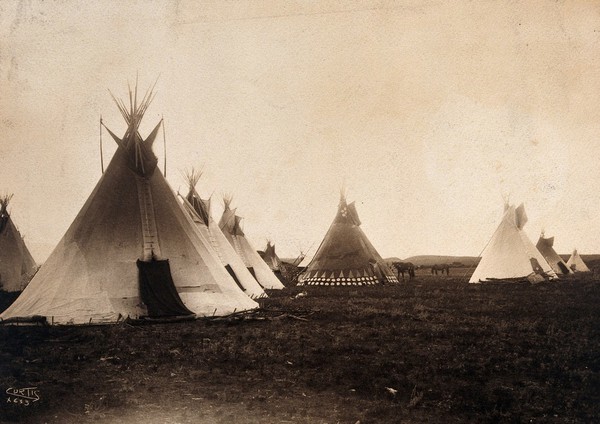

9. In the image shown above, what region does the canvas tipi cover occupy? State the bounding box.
[0,195,37,292]
[566,249,590,272]
[469,204,558,283]
[262,241,282,273]
[1,87,257,325]
[297,195,398,286]
[536,234,572,275]
[261,241,287,285]
[218,199,285,290]
[181,170,266,299]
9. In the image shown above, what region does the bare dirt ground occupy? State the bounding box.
[1,273,599,423]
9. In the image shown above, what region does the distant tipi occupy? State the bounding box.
[218,197,285,290]
[470,203,558,283]
[0,195,37,292]
[297,194,398,286]
[566,249,590,273]
[261,241,283,273]
[1,85,257,324]
[535,234,572,275]
[181,169,266,299]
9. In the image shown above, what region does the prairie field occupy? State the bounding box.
[1,273,599,423]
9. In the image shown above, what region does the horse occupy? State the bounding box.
[431,264,450,276]
[392,262,415,280]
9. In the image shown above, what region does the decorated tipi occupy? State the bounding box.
[469,204,558,283]
[297,194,398,286]
[218,198,285,290]
[535,234,572,275]
[1,85,257,325]
[0,195,37,292]
[181,170,266,299]
[566,249,590,272]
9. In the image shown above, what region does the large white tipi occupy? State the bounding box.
[0,195,37,292]
[566,249,590,273]
[181,170,266,299]
[1,86,257,324]
[218,198,285,290]
[469,204,558,283]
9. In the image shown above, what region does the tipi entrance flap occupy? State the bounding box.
[224,264,246,292]
[137,259,194,317]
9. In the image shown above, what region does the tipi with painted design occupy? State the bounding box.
[297,194,398,286]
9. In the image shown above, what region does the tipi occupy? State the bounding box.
[261,241,284,279]
[297,194,398,286]
[535,234,572,275]
[0,195,37,292]
[181,170,266,299]
[566,249,590,272]
[1,85,257,325]
[469,203,558,283]
[218,198,285,290]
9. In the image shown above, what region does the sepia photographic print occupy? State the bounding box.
[0,1,599,423]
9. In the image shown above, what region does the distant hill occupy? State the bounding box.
[385,257,402,263]
[385,255,480,267]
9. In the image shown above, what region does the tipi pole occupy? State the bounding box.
[99,116,104,174]
[162,115,167,177]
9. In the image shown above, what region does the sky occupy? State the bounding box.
[0,0,599,262]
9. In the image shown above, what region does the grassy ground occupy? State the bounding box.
[1,274,599,423]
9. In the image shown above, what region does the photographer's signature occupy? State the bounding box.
[5,387,40,406]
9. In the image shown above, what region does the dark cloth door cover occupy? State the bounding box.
[137,259,194,317]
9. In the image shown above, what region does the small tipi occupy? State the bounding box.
[0,195,37,292]
[536,234,572,275]
[181,170,266,299]
[297,194,398,286]
[260,241,288,284]
[218,198,285,290]
[566,249,590,272]
[1,85,257,324]
[469,203,558,283]
[262,240,283,271]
